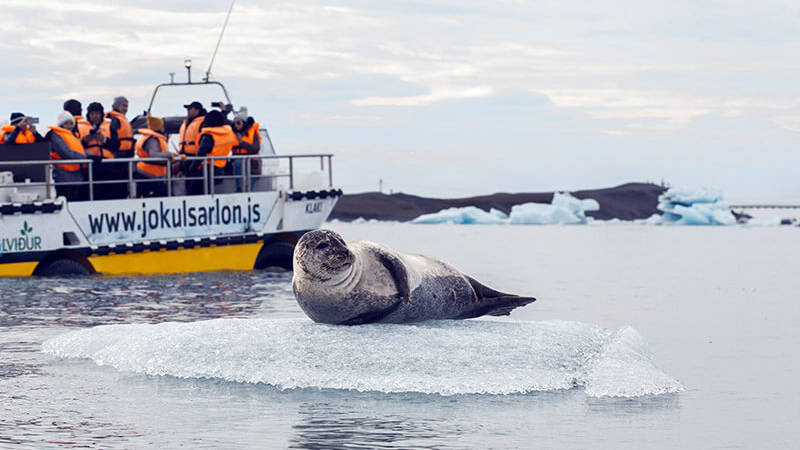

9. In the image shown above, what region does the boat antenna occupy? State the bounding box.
[204,0,236,82]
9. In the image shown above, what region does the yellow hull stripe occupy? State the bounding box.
[88,243,263,275]
[0,262,38,277]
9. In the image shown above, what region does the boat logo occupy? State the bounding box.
[305,201,323,214]
[1,220,42,253]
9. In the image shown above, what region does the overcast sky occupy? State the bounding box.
[2,0,799,200]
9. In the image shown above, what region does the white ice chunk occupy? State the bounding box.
[584,326,684,397]
[655,186,735,226]
[42,318,682,398]
[660,186,723,204]
[509,202,583,224]
[411,206,508,225]
[410,193,600,225]
[509,192,597,225]
[745,215,783,226]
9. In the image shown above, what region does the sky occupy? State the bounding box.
[1,0,799,201]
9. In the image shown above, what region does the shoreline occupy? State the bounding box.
[330,182,667,222]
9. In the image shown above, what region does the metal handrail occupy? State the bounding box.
[146,81,233,114]
[0,153,334,201]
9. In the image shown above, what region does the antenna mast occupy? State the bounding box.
[205,0,236,82]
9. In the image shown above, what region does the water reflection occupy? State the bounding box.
[0,271,299,328]
[586,392,682,413]
[289,398,462,450]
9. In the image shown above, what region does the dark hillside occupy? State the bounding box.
[330,182,666,222]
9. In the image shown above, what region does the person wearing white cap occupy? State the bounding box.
[45,112,88,201]
[230,106,261,192]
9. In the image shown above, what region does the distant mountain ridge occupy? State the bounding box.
[330,182,667,222]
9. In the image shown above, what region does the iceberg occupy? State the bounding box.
[510,192,599,225]
[411,206,508,225]
[656,187,735,225]
[411,193,600,225]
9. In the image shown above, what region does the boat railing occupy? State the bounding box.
[0,153,334,202]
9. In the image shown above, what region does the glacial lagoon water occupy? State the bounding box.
[1,222,798,448]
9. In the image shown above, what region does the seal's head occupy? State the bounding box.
[294,230,355,281]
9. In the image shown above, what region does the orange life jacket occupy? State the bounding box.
[82,122,114,159]
[232,121,261,155]
[48,126,86,172]
[135,129,169,177]
[200,125,237,168]
[74,116,92,139]
[102,110,134,151]
[0,124,36,144]
[178,115,204,155]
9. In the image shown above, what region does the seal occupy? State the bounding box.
[292,229,536,325]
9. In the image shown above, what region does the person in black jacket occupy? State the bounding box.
[1,113,43,144]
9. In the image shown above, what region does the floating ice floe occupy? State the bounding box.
[42,318,683,398]
[656,187,735,225]
[510,192,599,225]
[410,193,599,225]
[411,206,508,225]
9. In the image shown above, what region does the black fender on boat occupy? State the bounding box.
[33,250,95,277]
[254,241,295,271]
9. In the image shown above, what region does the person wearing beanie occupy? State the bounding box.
[0,112,43,144]
[105,96,134,158]
[63,99,91,139]
[81,102,111,158]
[45,112,87,201]
[78,102,121,200]
[230,106,261,192]
[134,115,175,198]
[63,99,81,116]
[185,110,236,195]
[85,102,112,158]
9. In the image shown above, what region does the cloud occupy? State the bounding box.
[1,0,800,198]
[771,116,800,133]
[352,86,495,107]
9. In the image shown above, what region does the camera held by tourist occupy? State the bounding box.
[1,112,43,144]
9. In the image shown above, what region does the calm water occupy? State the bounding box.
[1,222,798,448]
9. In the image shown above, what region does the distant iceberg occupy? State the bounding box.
[509,193,599,225]
[411,206,508,225]
[656,187,735,225]
[402,187,747,226]
[411,192,599,225]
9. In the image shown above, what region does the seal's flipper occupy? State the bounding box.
[465,275,519,300]
[460,276,536,319]
[373,249,410,301]
[454,296,536,319]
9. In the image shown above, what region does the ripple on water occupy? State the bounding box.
[0,271,299,328]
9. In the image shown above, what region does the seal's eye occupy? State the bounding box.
[315,242,329,250]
